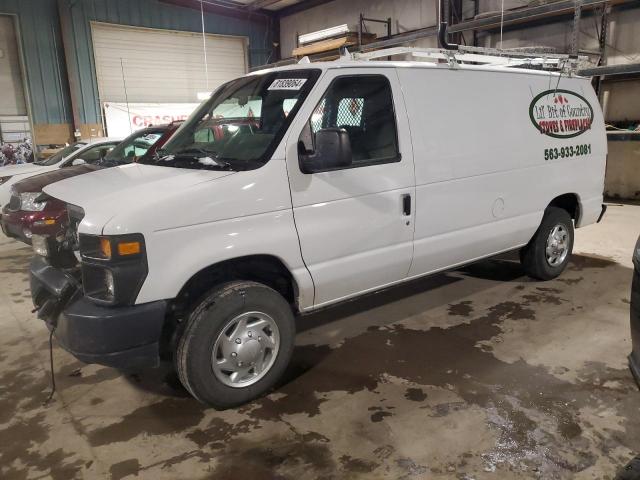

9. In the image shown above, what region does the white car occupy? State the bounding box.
[29,53,606,408]
[0,137,122,208]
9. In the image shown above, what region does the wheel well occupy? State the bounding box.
[160,255,298,360]
[173,255,298,315]
[548,193,580,222]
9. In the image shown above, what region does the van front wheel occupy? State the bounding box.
[176,281,295,408]
[520,206,574,280]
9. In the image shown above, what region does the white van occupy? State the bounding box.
[29,53,606,407]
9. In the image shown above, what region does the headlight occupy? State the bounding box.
[0,176,12,186]
[79,233,147,305]
[32,234,50,257]
[20,192,47,212]
[105,270,115,298]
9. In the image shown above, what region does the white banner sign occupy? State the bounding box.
[103,102,199,138]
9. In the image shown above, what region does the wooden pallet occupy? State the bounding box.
[292,33,377,57]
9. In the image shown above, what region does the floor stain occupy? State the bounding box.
[404,387,427,402]
[109,458,140,480]
[87,398,207,446]
[448,300,474,317]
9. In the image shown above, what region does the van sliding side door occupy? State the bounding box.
[285,68,416,308]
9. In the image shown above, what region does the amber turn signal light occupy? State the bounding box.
[99,237,112,259]
[117,241,141,256]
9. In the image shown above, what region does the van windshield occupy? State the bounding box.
[141,69,320,171]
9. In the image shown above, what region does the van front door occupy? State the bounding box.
[285,69,415,308]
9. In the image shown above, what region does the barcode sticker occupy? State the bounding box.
[268,78,307,91]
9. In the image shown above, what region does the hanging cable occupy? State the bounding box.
[120,58,132,135]
[43,327,57,405]
[499,0,505,50]
[201,0,210,91]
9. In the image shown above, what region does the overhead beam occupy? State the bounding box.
[276,0,337,18]
[245,0,282,10]
[159,0,275,19]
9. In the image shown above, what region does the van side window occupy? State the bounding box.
[300,75,399,168]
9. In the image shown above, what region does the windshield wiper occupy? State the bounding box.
[159,148,232,170]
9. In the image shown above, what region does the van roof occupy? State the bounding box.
[250,58,588,80]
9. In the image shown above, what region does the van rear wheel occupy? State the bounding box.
[520,206,574,280]
[175,281,295,408]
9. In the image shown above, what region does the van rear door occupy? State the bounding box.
[285,68,416,308]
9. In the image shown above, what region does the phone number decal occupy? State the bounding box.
[544,143,591,161]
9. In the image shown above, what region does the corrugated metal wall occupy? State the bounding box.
[0,0,70,125]
[0,0,274,139]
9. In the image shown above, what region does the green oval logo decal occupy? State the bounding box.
[529,89,593,139]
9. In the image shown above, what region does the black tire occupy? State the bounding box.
[520,206,574,281]
[175,281,295,408]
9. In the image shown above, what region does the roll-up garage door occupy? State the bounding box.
[91,22,247,104]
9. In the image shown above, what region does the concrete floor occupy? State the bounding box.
[1,204,639,480]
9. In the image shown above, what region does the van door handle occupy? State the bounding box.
[402,194,411,216]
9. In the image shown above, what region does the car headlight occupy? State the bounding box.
[32,234,50,257]
[79,233,147,305]
[20,192,47,212]
[0,176,12,186]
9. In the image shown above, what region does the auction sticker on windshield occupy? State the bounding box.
[268,79,307,91]
[529,89,593,139]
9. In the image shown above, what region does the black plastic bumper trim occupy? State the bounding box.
[30,256,167,369]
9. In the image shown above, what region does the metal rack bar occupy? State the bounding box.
[578,63,640,76]
[572,0,583,56]
[358,14,392,50]
[360,0,635,53]
[351,46,588,73]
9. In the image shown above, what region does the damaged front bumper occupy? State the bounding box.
[30,255,167,369]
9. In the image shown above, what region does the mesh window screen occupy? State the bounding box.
[303,75,399,165]
[336,98,364,127]
[311,99,326,133]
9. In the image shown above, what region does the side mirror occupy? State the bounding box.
[299,128,352,174]
[71,158,86,166]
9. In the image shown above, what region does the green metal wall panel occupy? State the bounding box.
[0,0,274,127]
[0,0,71,125]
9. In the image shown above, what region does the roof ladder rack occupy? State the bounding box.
[348,45,590,74]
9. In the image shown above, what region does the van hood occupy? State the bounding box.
[43,163,236,234]
[0,163,51,177]
[44,163,235,207]
[13,164,99,194]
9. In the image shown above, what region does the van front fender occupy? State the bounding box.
[135,209,314,310]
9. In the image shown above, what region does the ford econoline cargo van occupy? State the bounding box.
[29,53,607,407]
